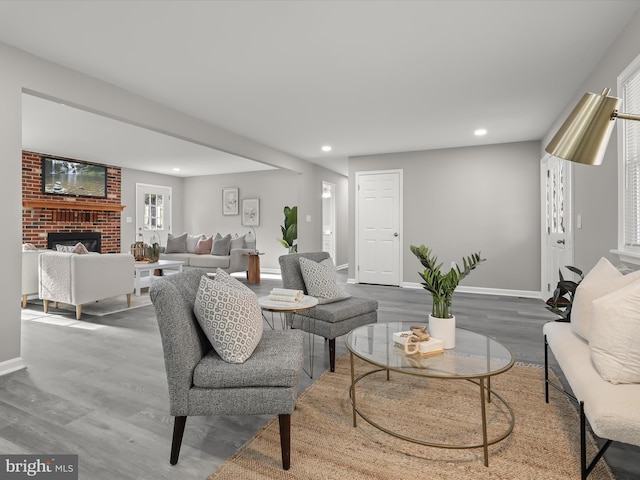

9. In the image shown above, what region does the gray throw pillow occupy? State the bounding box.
[165,233,187,253]
[212,233,232,256]
[193,270,263,363]
[299,256,351,304]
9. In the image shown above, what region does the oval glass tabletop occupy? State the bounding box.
[346,321,514,379]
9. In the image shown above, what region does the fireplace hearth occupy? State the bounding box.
[48,232,101,253]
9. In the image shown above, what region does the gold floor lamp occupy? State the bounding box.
[545,87,640,165]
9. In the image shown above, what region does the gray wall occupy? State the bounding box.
[542,10,640,274]
[179,167,349,271]
[0,46,23,372]
[349,141,541,292]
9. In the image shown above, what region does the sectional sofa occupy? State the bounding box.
[159,232,256,274]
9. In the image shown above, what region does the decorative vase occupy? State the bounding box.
[131,241,146,261]
[146,242,160,262]
[428,314,456,349]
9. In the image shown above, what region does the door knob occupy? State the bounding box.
[556,239,565,244]
[393,232,399,237]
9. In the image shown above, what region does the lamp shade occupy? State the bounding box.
[545,89,621,166]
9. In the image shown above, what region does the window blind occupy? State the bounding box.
[624,66,640,246]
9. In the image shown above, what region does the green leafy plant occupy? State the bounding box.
[410,244,485,319]
[277,205,298,253]
[546,265,583,322]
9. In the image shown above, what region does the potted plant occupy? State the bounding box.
[277,205,298,253]
[410,244,485,348]
[546,265,583,322]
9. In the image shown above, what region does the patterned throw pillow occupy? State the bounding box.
[299,256,351,304]
[194,271,263,363]
[56,242,89,254]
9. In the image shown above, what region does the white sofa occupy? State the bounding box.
[159,232,256,274]
[22,250,42,307]
[39,251,135,319]
[544,259,640,478]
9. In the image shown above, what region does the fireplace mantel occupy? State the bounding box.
[22,200,125,212]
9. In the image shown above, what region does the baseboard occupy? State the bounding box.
[347,278,542,299]
[260,267,282,276]
[0,357,26,377]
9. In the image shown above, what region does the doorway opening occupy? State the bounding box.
[322,182,336,260]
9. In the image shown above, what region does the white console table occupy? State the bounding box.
[133,259,184,296]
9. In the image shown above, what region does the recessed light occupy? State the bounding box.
[474,129,487,136]
[173,167,180,172]
[321,145,332,152]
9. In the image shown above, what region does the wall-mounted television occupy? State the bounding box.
[42,156,107,199]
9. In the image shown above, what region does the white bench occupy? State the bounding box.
[544,321,640,479]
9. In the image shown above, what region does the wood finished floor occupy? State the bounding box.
[4,272,639,479]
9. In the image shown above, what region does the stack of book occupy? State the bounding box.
[268,287,304,302]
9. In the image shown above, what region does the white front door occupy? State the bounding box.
[135,183,172,246]
[541,155,574,298]
[356,170,402,286]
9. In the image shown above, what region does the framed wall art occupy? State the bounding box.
[222,188,239,215]
[242,198,260,226]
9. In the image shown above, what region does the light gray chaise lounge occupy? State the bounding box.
[279,252,378,372]
[150,269,304,470]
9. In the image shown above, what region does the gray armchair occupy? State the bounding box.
[279,252,378,372]
[150,269,304,470]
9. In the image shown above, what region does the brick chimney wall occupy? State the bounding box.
[22,151,123,253]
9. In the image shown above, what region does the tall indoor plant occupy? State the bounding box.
[277,205,298,253]
[410,244,485,348]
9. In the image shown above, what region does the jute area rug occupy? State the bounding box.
[209,354,614,480]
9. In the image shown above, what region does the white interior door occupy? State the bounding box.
[541,155,574,297]
[356,170,402,286]
[322,182,336,260]
[136,183,172,246]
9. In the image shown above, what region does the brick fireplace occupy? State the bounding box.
[22,151,123,253]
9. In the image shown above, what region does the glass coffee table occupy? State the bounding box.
[345,321,515,466]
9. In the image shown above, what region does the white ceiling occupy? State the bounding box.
[2,0,640,177]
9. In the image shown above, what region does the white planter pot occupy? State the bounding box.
[428,314,456,349]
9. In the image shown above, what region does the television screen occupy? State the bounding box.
[42,157,107,199]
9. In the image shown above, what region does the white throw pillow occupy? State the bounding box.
[590,280,640,384]
[299,256,351,304]
[186,233,205,253]
[193,272,263,363]
[230,234,245,251]
[571,257,640,341]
